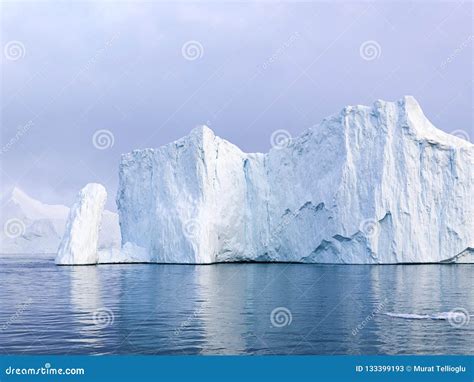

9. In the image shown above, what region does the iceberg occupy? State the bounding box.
[55,183,107,265]
[116,96,473,264]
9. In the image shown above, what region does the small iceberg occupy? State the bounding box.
[383,311,472,322]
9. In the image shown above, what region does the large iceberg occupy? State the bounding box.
[116,96,473,264]
[56,183,107,265]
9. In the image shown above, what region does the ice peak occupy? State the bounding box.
[396,96,472,148]
[188,124,215,141]
[401,95,421,107]
[10,186,29,201]
[398,95,425,119]
[79,183,106,197]
[192,124,213,134]
[2,186,69,224]
[9,186,45,210]
[339,96,471,148]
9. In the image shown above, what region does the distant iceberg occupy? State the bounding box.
[113,96,473,264]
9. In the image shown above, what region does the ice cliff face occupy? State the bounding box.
[117,96,473,264]
[56,183,107,265]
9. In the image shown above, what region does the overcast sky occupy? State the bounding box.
[1,1,472,209]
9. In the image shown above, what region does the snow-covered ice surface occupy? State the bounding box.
[116,96,473,264]
[55,184,108,265]
[0,187,120,254]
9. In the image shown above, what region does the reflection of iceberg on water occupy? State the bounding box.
[196,266,248,354]
[69,266,109,348]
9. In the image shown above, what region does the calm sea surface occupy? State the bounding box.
[0,254,472,355]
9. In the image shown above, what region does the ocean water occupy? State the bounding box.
[0,254,472,355]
